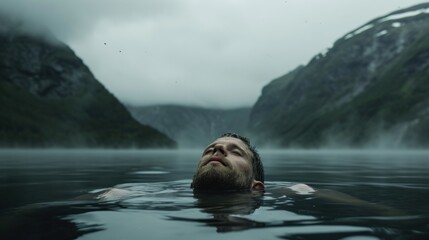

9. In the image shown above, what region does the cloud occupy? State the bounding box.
[0,0,427,108]
[2,0,184,40]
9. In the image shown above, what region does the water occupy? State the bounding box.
[1,149,429,239]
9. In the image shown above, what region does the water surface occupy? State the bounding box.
[1,149,428,239]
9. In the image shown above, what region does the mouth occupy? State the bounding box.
[206,156,227,166]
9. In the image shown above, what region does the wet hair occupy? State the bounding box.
[220,133,264,183]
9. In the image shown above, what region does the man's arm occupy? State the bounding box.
[271,184,405,216]
[314,189,405,216]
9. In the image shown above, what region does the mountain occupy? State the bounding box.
[249,3,429,148]
[0,16,176,148]
[126,105,251,148]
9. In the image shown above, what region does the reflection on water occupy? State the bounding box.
[0,149,429,239]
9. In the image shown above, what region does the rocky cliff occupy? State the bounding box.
[127,105,250,148]
[249,3,429,148]
[0,17,176,148]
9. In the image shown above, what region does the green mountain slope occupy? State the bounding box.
[0,18,176,148]
[249,3,429,148]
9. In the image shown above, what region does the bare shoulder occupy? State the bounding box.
[96,188,131,201]
[287,183,316,195]
[269,183,316,197]
[73,188,131,201]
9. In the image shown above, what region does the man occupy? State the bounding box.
[191,132,315,194]
[191,132,265,191]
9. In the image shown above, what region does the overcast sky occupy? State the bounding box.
[1,0,428,108]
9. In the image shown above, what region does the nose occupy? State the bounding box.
[213,144,227,156]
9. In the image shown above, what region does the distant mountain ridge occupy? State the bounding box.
[0,16,175,148]
[126,105,250,148]
[248,3,429,148]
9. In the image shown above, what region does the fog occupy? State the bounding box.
[0,0,427,108]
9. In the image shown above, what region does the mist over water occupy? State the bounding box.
[1,149,429,239]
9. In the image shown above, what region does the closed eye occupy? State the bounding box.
[203,148,213,155]
[231,149,242,156]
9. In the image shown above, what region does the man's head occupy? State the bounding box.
[191,133,264,191]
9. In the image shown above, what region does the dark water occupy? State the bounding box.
[1,149,429,239]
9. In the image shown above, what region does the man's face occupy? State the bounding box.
[191,137,254,191]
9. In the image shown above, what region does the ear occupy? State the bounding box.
[252,180,265,190]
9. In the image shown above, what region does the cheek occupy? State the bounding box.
[234,159,252,175]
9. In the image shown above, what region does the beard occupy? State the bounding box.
[192,165,252,191]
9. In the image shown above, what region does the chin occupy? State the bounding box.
[192,167,251,191]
